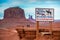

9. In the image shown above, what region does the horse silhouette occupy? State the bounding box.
[46,10,51,15]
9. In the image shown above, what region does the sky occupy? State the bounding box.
[0,0,60,20]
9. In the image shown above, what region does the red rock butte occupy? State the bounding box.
[4,7,25,19]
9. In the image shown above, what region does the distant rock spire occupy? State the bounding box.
[29,15,33,20]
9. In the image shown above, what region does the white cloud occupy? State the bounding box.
[54,8,60,19]
[24,8,35,14]
[24,8,35,19]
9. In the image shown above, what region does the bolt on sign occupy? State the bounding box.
[35,8,54,21]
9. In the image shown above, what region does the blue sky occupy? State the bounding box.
[0,0,60,20]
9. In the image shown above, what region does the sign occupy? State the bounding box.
[35,8,54,21]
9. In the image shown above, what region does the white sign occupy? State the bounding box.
[35,8,54,21]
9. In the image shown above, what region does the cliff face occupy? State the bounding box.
[4,7,25,19]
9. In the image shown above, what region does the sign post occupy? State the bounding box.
[36,21,39,40]
[35,8,54,40]
[49,21,53,40]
